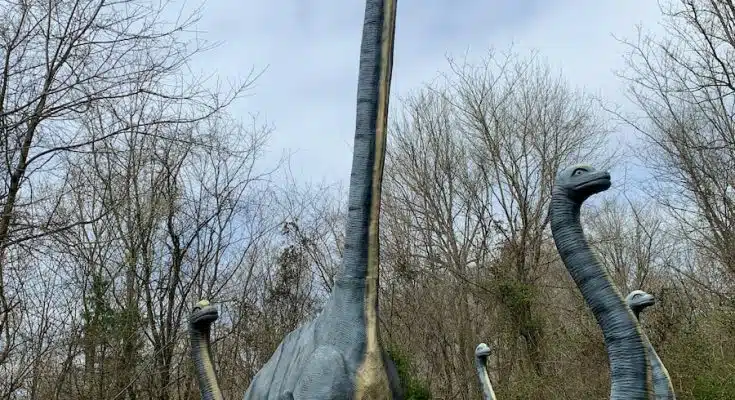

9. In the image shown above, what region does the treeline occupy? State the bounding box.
[0,0,734,399]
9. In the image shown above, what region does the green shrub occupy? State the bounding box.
[387,345,432,399]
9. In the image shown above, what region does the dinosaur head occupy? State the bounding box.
[189,299,219,328]
[625,290,655,315]
[553,164,611,203]
[475,343,492,358]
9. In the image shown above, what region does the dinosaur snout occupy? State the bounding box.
[190,302,219,327]
[571,171,611,199]
[475,343,492,357]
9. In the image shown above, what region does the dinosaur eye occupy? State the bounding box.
[631,293,641,299]
[572,168,586,176]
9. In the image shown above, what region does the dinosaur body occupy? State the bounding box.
[243,0,402,398]
[189,300,224,400]
[474,343,497,400]
[550,164,653,400]
[626,290,676,400]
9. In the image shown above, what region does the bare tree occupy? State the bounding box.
[0,0,255,359]
[618,0,735,294]
[585,196,673,293]
[444,49,611,380]
[276,181,347,296]
[380,48,612,398]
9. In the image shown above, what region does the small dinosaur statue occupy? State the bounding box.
[243,0,402,398]
[188,299,224,400]
[625,290,676,399]
[550,164,653,400]
[474,343,498,400]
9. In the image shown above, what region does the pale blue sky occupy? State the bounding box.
[184,0,665,188]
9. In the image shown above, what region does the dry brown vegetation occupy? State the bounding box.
[1,0,734,399]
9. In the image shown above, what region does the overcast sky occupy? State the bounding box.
[184,0,667,189]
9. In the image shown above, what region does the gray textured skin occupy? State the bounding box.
[626,290,676,400]
[189,300,224,400]
[550,164,653,400]
[243,1,403,399]
[474,343,498,400]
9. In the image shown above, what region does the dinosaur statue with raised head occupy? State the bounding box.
[243,0,402,398]
[474,343,498,400]
[626,290,676,399]
[550,164,653,399]
[189,299,224,400]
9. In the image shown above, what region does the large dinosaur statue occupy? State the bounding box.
[625,290,676,399]
[550,164,653,400]
[243,0,402,398]
[474,343,498,400]
[189,299,224,400]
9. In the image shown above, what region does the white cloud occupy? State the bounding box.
[184,0,667,185]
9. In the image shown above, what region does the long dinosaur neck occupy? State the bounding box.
[634,311,677,399]
[335,0,397,397]
[550,192,652,400]
[189,325,223,400]
[474,356,497,400]
[333,0,396,335]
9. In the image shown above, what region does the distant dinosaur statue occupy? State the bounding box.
[550,164,653,399]
[625,290,676,399]
[188,300,224,400]
[243,0,402,398]
[474,343,498,400]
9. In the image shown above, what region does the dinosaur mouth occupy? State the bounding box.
[475,343,492,357]
[638,295,655,307]
[191,306,219,325]
[574,172,611,193]
[476,349,491,357]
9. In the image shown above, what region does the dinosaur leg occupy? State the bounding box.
[291,346,352,399]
